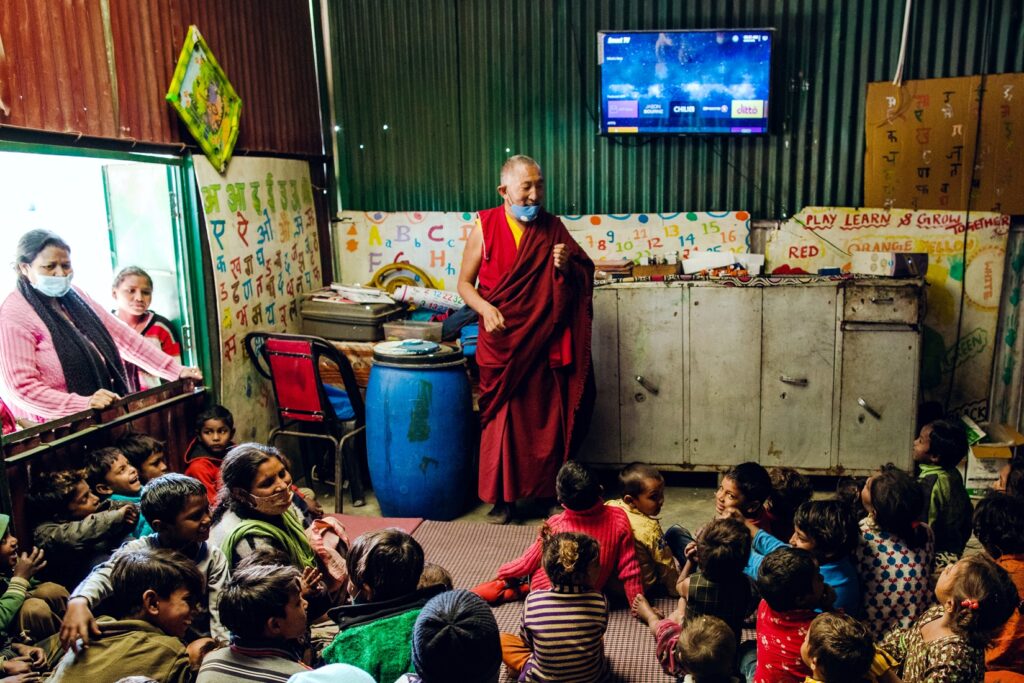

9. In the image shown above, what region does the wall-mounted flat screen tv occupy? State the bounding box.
[598,29,774,135]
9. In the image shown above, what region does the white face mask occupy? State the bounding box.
[247,488,294,515]
[31,273,73,298]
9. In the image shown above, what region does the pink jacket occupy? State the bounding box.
[0,286,184,422]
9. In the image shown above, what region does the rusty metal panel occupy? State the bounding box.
[0,0,117,137]
[1,0,322,155]
[327,0,1024,217]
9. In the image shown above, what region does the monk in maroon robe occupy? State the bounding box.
[457,156,594,523]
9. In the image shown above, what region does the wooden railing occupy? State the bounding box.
[1,380,207,536]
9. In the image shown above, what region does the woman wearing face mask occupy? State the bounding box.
[0,229,202,422]
[209,442,317,571]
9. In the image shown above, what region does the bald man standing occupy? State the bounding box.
[457,156,595,524]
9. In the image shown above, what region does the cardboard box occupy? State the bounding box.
[961,421,1024,497]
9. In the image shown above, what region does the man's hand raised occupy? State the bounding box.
[553,243,568,271]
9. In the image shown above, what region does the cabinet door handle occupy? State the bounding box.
[635,375,659,395]
[779,375,808,387]
[869,296,895,304]
[858,397,882,420]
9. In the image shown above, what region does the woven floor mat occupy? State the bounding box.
[412,520,678,682]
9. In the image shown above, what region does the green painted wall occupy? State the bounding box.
[326,0,1024,218]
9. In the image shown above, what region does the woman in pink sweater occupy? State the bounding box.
[0,230,202,423]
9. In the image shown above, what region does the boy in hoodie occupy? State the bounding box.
[185,405,236,504]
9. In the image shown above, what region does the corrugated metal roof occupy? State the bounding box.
[326,0,1024,217]
[0,0,322,156]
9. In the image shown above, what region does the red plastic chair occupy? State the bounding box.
[244,332,366,510]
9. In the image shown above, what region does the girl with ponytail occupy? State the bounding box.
[879,554,1018,682]
[499,531,609,682]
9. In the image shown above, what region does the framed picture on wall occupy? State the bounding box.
[166,25,242,173]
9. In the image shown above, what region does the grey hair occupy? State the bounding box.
[500,155,541,186]
[14,229,70,273]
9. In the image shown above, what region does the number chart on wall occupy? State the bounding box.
[194,156,321,441]
[335,210,751,287]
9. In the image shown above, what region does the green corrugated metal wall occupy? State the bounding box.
[325,0,1024,218]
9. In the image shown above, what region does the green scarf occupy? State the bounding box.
[221,507,316,569]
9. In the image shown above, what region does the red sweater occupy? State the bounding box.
[183,438,228,504]
[753,600,814,683]
[496,501,644,605]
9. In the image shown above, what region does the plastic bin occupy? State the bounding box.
[382,320,443,342]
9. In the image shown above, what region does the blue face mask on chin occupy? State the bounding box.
[31,274,73,298]
[510,203,541,223]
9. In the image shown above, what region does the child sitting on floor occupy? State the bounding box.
[28,469,137,590]
[86,446,153,538]
[765,466,812,544]
[322,529,442,682]
[197,563,310,681]
[185,405,236,504]
[878,553,1019,683]
[61,473,229,648]
[740,499,863,616]
[396,589,501,683]
[474,461,643,609]
[801,612,874,683]
[749,547,835,683]
[971,492,1024,677]
[417,562,453,592]
[914,418,973,561]
[0,513,68,644]
[49,547,203,682]
[501,531,609,682]
[673,615,738,683]
[854,464,934,639]
[606,462,680,596]
[717,462,775,535]
[635,515,757,670]
[117,432,170,485]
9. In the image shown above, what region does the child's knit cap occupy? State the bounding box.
[411,589,501,683]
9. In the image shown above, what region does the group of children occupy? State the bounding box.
[461,418,1024,683]
[2,398,1023,683]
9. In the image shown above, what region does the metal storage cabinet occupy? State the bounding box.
[688,287,761,467]
[618,287,685,463]
[758,287,838,470]
[581,278,922,474]
[836,281,923,471]
[583,283,621,463]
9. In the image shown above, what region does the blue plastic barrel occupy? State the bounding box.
[366,340,473,519]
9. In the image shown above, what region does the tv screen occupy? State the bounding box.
[598,29,774,135]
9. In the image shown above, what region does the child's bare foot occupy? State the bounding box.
[632,594,663,626]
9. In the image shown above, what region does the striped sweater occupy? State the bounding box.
[520,586,609,682]
[0,286,183,422]
[196,640,309,683]
[496,501,644,605]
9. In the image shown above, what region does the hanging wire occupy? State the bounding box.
[943,0,996,415]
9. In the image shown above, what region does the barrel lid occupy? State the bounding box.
[372,339,464,365]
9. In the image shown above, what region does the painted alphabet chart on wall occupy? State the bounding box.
[865,73,1024,213]
[334,210,751,288]
[766,206,1010,419]
[194,156,321,441]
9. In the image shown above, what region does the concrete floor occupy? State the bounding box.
[318,471,725,533]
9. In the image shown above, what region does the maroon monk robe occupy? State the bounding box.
[475,206,595,504]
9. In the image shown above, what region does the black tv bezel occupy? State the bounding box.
[596,27,777,137]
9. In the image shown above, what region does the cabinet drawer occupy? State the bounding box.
[842,284,919,324]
